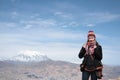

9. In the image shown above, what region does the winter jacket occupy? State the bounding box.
[78,43,103,71]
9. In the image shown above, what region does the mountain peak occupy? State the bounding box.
[10,50,50,62]
[18,50,45,57]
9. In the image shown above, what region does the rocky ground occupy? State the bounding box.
[0,60,120,80]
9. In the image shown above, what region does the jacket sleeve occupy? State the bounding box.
[78,47,86,58]
[94,45,103,61]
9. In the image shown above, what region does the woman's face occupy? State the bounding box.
[88,36,95,42]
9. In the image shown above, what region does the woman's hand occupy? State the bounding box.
[83,43,87,48]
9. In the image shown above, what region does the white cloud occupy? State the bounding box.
[11,11,19,18]
[86,23,95,27]
[20,18,57,29]
[19,16,81,30]
[85,12,120,23]
[30,13,40,19]
[24,24,33,29]
[95,33,108,39]
[0,22,16,28]
[12,11,17,16]
[69,21,80,27]
[54,11,73,19]
[44,30,81,39]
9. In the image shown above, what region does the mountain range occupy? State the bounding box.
[0,50,120,80]
[1,50,50,62]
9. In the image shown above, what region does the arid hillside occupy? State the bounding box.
[0,60,120,80]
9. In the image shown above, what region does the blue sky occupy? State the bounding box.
[0,0,120,65]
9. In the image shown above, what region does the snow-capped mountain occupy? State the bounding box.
[9,50,50,62]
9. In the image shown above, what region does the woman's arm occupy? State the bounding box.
[94,45,103,60]
[78,47,86,58]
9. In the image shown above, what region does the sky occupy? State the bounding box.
[0,0,120,66]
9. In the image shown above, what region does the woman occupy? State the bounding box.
[78,31,103,80]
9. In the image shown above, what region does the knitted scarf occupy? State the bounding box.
[85,40,96,55]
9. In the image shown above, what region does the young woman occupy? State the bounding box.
[78,31,103,80]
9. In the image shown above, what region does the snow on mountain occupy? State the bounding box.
[10,50,50,62]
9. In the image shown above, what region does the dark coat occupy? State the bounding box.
[78,43,103,71]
